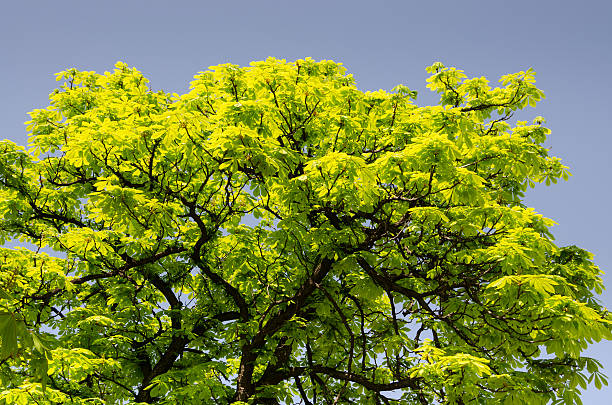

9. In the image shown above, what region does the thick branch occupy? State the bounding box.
[234,257,334,402]
[259,365,420,393]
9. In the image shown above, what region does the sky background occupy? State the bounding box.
[1,0,610,402]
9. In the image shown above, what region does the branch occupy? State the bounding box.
[234,258,334,402]
[257,257,334,342]
[183,197,250,322]
[258,365,420,393]
[312,366,420,392]
[135,335,190,403]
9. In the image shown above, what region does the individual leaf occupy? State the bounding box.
[0,313,17,359]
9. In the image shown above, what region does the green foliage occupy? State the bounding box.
[0,58,609,404]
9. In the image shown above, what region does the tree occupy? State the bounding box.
[0,58,609,405]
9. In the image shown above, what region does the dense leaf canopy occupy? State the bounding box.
[0,59,610,404]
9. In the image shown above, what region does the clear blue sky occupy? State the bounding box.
[1,0,610,402]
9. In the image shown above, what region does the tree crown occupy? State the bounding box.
[0,58,609,404]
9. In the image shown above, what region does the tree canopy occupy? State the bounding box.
[0,58,609,404]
